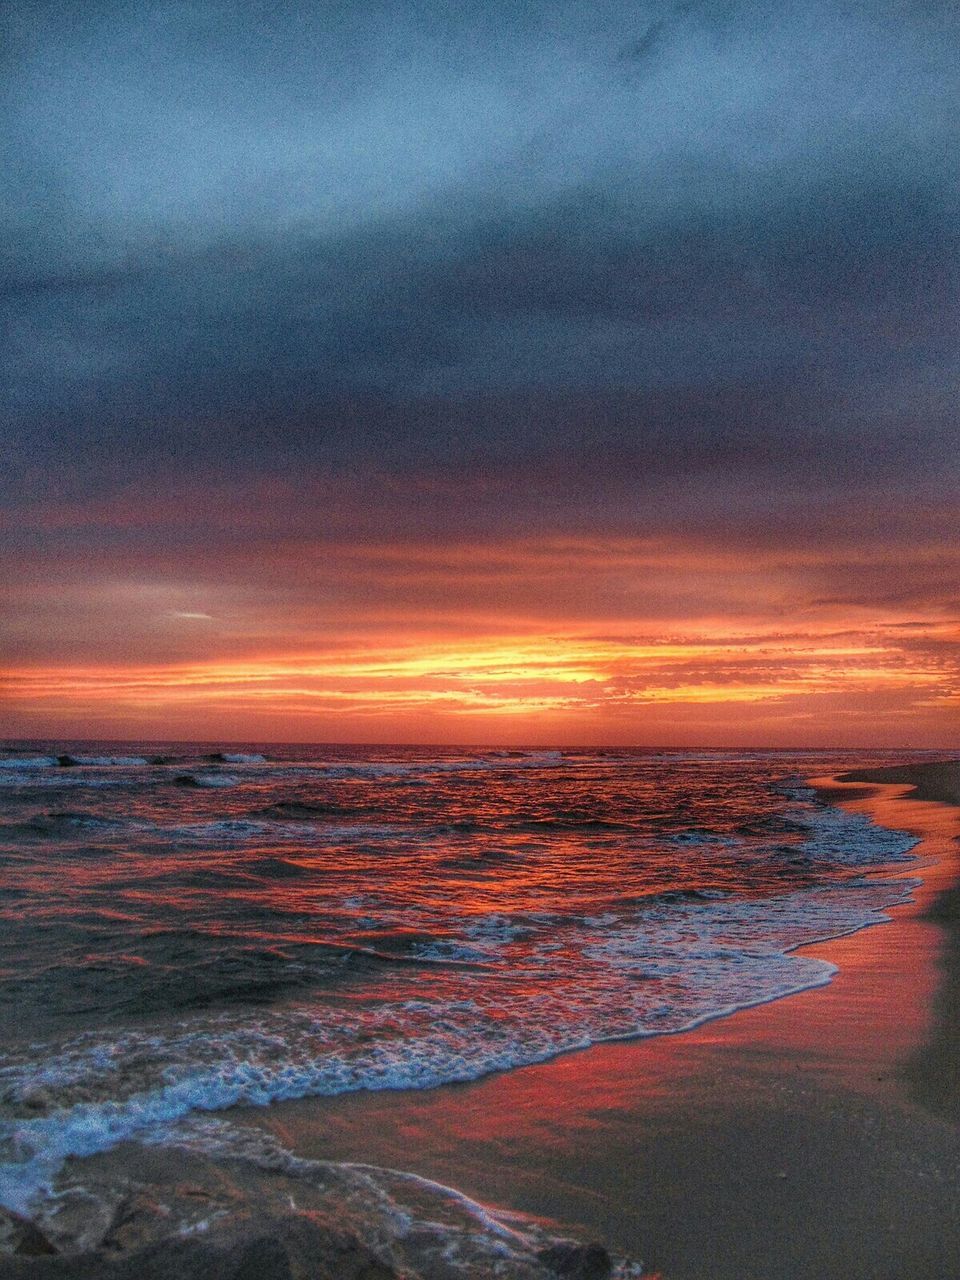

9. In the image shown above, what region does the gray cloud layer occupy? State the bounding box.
[3,0,959,525]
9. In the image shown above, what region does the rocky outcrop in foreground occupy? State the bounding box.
[0,1137,639,1280]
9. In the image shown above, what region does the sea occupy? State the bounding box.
[0,742,929,1271]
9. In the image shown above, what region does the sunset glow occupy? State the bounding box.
[5,539,957,742]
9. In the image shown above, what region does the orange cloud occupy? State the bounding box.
[4,620,957,745]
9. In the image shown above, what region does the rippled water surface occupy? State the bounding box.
[0,742,926,1212]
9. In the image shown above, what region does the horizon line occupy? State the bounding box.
[2,737,957,753]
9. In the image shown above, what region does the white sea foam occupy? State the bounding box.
[0,870,917,1215]
[218,753,267,764]
[464,914,534,942]
[69,756,149,767]
[0,773,128,789]
[788,790,919,865]
[410,940,496,963]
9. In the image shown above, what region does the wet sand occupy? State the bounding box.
[251,761,960,1279]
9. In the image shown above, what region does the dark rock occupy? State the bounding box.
[0,1221,400,1280]
[57,756,79,768]
[0,1206,58,1257]
[20,1084,53,1111]
[538,1240,612,1280]
[226,1235,292,1280]
[249,1217,398,1280]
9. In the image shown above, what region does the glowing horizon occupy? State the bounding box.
[5,536,957,744]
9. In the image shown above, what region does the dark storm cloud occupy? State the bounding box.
[2,0,959,515]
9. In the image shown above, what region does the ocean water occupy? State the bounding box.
[0,742,925,1253]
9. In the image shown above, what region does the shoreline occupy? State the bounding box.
[245,760,960,1278]
[831,761,960,1126]
[4,759,959,1278]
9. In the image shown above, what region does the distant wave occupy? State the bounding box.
[205,752,268,764]
[172,773,239,788]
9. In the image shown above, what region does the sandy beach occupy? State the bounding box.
[3,759,959,1279]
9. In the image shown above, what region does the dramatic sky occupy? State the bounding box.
[2,0,958,744]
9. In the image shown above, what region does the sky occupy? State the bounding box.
[2,0,958,745]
